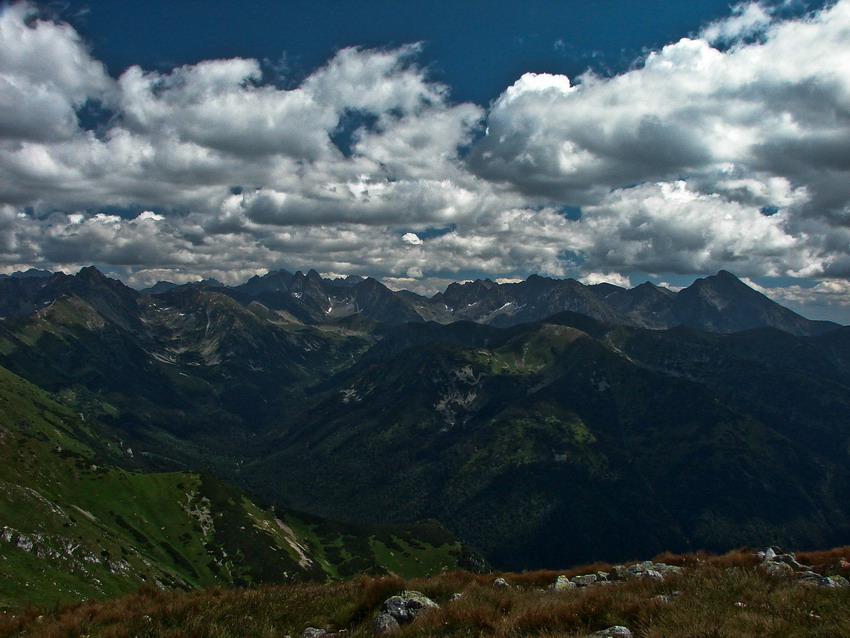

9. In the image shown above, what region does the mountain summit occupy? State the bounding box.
[192,269,842,335]
[666,270,828,335]
[3,267,837,336]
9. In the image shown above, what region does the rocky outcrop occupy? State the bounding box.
[757,547,850,588]
[373,590,439,634]
[552,560,683,591]
[550,574,577,590]
[756,547,850,588]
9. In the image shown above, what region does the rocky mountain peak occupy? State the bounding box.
[77,265,108,281]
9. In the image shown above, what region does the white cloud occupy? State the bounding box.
[579,272,632,288]
[741,277,850,323]
[495,277,524,285]
[470,2,850,219]
[136,211,164,222]
[777,279,850,306]
[352,101,483,180]
[118,59,337,160]
[303,44,444,114]
[578,181,809,276]
[0,0,849,318]
[701,2,773,43]
[0,2,113,142]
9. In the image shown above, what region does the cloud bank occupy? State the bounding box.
[1,1,849,316]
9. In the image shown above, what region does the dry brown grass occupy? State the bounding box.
[797,545,850,576]
[3,546,850,637]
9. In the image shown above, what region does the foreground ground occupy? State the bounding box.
[1,547,849,637]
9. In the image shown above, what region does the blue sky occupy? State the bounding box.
[66,1,761,105]
[1,0,850,321]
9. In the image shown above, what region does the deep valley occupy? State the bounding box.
[1,266,849,609]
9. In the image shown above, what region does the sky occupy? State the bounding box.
[1,1,850,322]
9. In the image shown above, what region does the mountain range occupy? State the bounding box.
[134,267,838,335]
[248,312,850,568]
[1,266,849,602]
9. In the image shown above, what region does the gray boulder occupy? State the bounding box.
[571,574,599,587]
[796,570,821,580]
[374,590,439,634]
[610,561,680,581]
[609,565,630,581]
[550,575,577,590]
[816,576,850,588]
[776,553,806,570]
[651,563,684,576]
[761,560,794,577]
[629,560,654,573]
[640,569,664,582]
[589,626,633,638]
[373,613,401,634]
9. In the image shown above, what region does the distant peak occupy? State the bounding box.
[715,270,740,280]
[77,265,106,279]
[689,270,747,291]
[264,268,294,279]
[10,268,52,279]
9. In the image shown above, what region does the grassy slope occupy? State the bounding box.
[0,292,371,469]
[0,365,468,610]
[2,547,849,637]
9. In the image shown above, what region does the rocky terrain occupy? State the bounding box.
[2,546,849,637]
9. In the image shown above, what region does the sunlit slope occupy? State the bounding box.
[0,365,470,608]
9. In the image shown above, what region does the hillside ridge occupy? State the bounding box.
[2,267,838,335]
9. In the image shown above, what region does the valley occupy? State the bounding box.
[1,267,849,607]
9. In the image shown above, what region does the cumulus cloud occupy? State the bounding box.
[701,2,773,43]
[1,0,850,321]
[580,272,632,288]
[0,2,113,142]
[117,59,336,160]
[578,181,810,276]
[741,277,850,323]
[469,1,850,220]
